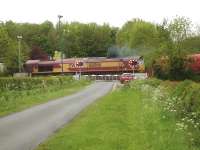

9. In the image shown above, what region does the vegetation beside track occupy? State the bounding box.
[37,79,199,150]
[131,79,200,147]
[0,76,91,117]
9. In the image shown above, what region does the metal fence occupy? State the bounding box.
[74,73,148,81]
[80,73,148,81]
[82,74,120,81]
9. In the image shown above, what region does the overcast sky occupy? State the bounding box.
[0,0,199,27]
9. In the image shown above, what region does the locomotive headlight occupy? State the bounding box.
[75,61,83,67]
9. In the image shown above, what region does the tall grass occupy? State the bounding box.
[37,80,197,150]
[130,78,200,147]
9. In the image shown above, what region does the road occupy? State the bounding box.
[0,81,114,150]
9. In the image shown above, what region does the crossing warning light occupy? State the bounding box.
[128,59,138,67]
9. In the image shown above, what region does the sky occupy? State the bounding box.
[0,0,200,27]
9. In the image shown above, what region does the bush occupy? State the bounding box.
[152,50,197,81]
[171,80,200,115]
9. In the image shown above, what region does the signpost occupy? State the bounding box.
[128,59,138,76]
[17,35,22,73]
[75,60,83,80]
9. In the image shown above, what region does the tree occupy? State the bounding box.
[62,22,116,57]
[116,19,171,56]
[0,26,29,73]
[167,16,192,43]
[168,50,188,80]
[180,36,200,53]
[30,46,49,60]
[53,51,61,60]
[38,21,56,55]
[5,21,56,57]
[0,26,11,61]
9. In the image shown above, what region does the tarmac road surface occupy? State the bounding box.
[0,81,114,150]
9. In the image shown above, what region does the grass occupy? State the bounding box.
[0,80,91,117]
[36,86,197,150]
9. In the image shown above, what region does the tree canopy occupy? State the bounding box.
[1,16,200,76]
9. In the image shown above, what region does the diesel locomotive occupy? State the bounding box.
[25,57,145,75]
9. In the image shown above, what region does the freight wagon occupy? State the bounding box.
[189,54,200,73]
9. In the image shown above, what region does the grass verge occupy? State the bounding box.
[36,83,197,150]
[0,79,91,117]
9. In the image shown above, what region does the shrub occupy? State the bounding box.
[171,80,200,115]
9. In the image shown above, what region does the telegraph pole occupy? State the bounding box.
[17,35,22,73]
[58,15,63,74]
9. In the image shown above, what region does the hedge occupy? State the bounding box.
[0,76,74,91]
